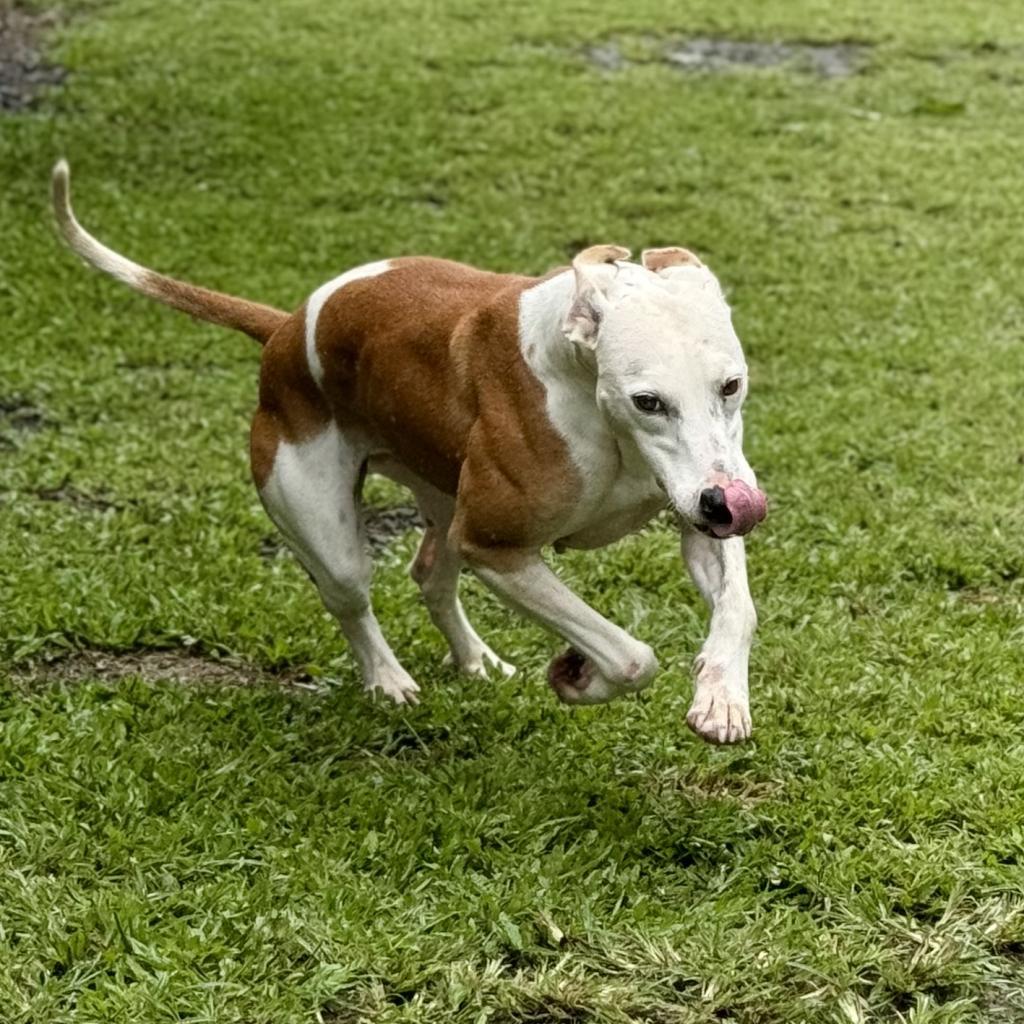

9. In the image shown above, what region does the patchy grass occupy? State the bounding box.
[9,646,319,690]
[2,0,1024,1021]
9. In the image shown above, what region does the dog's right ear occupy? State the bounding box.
[562,244,630,349]
[641,246,703,273]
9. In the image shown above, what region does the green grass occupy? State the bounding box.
[3,0,1024,1020]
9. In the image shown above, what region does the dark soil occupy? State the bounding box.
[363,504,423,552]
[664,37,865,77]
[0,394,47,431]
[12,647,318,689]
[0,3,65,112]
[0,394,48,450]
[587,36,868,78]
[33,475,122,512]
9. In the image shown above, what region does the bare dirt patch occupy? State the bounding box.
[33,475,123,512]
[586,37,868,79]
[364,504,423,551]
[0,3,66,112]
[0,394,48,450]
[12,648,318,689]
[666,37,865,77]
[0,395,46,431]
[585,43,628,72]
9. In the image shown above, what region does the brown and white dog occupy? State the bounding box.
[52,160,767,744]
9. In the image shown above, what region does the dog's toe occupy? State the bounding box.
[490,653,517,678]
[366,668,421,706]
[445,646,516,680]
[686,690,751,744]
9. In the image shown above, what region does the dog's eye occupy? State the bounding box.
[632,393,666,414]
[722,378,742,398]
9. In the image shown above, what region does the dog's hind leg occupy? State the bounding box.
[254,416,419,704]
[406,487,515,679]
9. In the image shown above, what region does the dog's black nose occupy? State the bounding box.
[699,486,732,526]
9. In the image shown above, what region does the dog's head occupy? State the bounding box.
[562,244,766,538]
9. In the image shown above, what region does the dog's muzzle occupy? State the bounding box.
[699,480,767,538]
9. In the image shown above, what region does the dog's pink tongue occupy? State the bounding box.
[711,481,767,538]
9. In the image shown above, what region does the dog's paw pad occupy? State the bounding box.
[546,648,621,705]
[548,647,588,687]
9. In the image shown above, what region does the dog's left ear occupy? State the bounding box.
[641,246,703,273]
[562,244,631,349]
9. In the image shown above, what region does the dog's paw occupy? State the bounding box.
[365,667,421,706]
[446,645,516,680]
[547,648,619,705]
[686,687,751,744]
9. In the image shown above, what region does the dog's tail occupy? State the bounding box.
[51,160,287,345]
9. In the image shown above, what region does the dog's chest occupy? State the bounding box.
[555,434,667,550]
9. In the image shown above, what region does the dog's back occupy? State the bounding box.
[259,257,538,493]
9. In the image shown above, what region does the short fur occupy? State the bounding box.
[52,161,766,742]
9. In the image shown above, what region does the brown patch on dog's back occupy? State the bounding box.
[252,257,581,562]
[311,259,525,492]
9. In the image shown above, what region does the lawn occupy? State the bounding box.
[2,0,1024,1021]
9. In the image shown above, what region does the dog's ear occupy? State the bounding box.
[641,246,703,273]
[562,244,630,348]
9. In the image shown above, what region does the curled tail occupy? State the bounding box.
[51,160,287,345]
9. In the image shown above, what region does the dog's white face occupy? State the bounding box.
[563,248,766,537]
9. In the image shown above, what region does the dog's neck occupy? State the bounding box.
[519,270,598,388]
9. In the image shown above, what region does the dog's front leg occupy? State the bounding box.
[470,555,658,704]
[682,532,757,744]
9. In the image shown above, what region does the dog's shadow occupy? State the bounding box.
[261,669,773,874]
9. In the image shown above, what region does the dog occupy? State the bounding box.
[51,160,767,744]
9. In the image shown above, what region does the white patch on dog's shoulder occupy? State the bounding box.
[518,272,596,456]
[518,272,650,538]
[305,260,391,387]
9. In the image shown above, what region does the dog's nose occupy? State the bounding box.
[700,480,768,538]
[699,486,733,527]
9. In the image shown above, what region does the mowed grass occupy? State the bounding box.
[2,0,1024,1020]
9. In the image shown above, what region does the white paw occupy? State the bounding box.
[365,667,421,706]
[444,646,516,680]
[686,686,751,744]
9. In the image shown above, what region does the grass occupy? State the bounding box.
[2,0,1024,1020]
